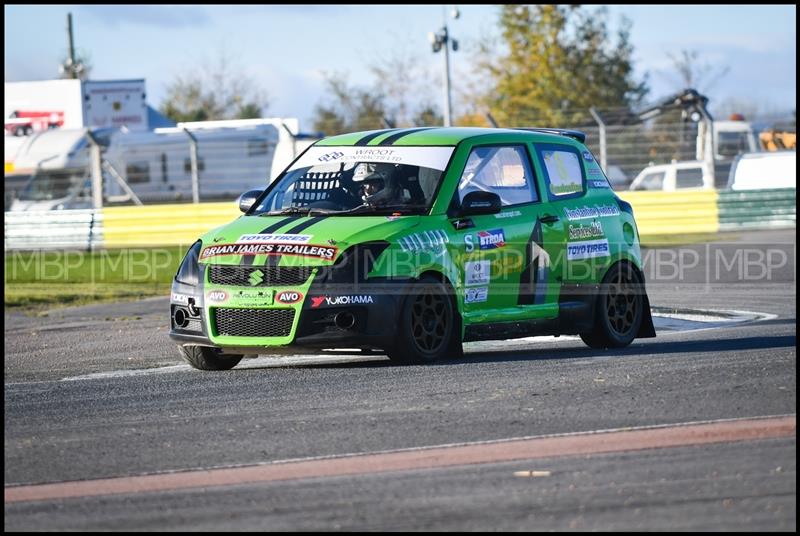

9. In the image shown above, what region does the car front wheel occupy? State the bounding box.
[386,275,462,364]
[179,345,243,371]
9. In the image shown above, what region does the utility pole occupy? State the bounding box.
[60,13,86,79]
[66,13,77,78]
[429,6,459,127]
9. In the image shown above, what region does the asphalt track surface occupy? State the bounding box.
[4,229,796,531]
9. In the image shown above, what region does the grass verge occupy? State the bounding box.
[5,247,186,312]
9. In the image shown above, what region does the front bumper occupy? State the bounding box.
[169,277,408,352]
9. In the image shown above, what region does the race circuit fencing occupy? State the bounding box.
[3,118,316,212]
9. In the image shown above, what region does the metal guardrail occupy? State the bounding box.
[4,209,103,250]
[3,188,796,250]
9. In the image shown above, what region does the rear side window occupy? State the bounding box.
[457,145,539,206]
[535,144,585,199]
[637,172,665,191]
[248,138,270,156]
[675,168,704,189]
[126,161,150,184]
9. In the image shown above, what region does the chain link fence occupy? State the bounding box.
[313,105,795,191]
[4,119,318,211]
[6,110,794,211]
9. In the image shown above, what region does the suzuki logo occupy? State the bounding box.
[248,269,264,286]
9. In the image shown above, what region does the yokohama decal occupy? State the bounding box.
[310,295,374,308]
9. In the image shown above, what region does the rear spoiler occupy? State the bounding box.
[513,128,586,144]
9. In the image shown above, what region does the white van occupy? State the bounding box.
[7,128,114,211]
[727,151,796,190]
[629,160,714,191]
[9,119,318,211]
[101,125,281,203]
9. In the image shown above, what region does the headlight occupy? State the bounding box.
[175,240,202,286]
[315,241,389,285]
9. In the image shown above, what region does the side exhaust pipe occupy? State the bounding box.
[173,308,189,328]
[333,311,356,330]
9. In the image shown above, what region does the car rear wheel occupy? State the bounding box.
[179,345,243,371]
[386,275,462,364]
[581,262,644,349]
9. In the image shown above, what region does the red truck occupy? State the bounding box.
[5,110,65,136]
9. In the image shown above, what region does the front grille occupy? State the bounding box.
[208,265,313,287]
[213,308,295,338]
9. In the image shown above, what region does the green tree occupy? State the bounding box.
[160,51,268,123]
[475,5,649,127]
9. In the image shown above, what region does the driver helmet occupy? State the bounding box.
[352,163,395,202]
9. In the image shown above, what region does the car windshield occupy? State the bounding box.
[251,145,455,216]
[18,171,89,201]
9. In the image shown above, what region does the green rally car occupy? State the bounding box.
[170,127,656,370]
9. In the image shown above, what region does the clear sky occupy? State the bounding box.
[4,4,797,129]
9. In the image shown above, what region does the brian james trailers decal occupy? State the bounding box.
[201,243,337,261]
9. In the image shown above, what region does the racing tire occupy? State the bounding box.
[179,345,243,371]
[580,262,644,349]
[386,275,462,364]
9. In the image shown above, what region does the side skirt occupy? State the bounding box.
[464,285,596,343]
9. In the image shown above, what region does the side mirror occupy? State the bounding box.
[238,189,263,213]
[460,191,502,216]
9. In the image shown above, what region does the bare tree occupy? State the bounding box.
[369,47,440,127]
[662,49,730,93]
[311,72,387,135]
[160,49,269,122]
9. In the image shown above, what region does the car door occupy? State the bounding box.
[447,144,565,324]
[531,142,612,286]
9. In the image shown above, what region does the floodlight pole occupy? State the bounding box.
[66,13,77,79]
[431,6,458,127]
[442,23,452,127]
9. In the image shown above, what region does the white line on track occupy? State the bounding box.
[54,307,778,383]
